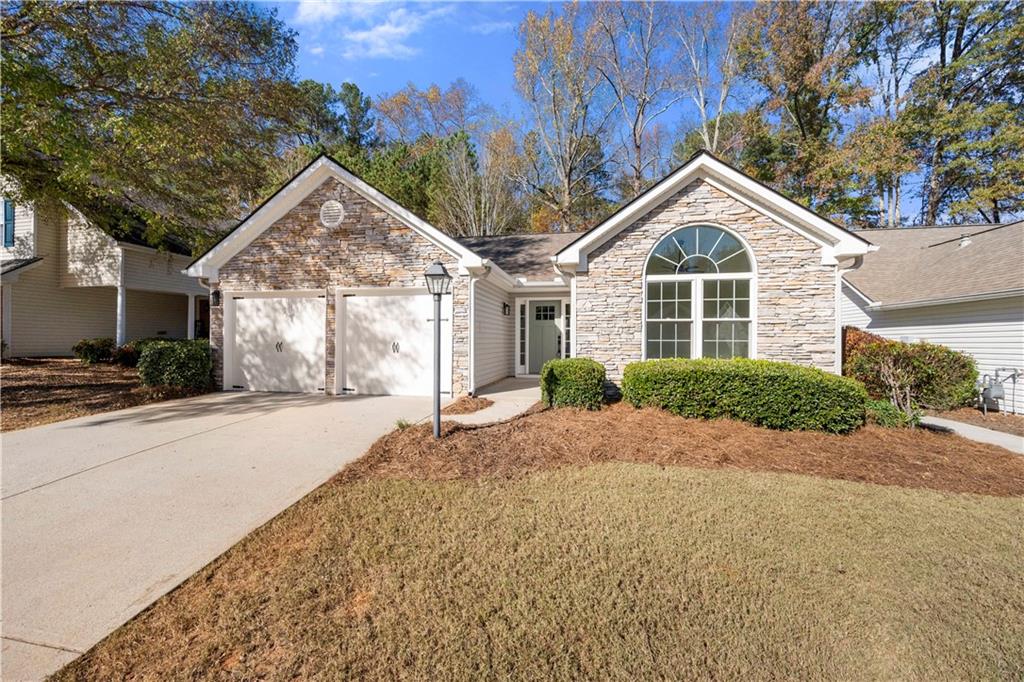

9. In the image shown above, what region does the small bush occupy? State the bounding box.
[846,337,977,411]
[866,398,919,428]
[113,337,179,367]
[540,358,606,410]
[72,337,116,364]
[138,340,212,390]
[622,358,867,434]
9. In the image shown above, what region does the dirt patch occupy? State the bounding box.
[441,395,494,415]
[930,407,1024,438]
[340,402,1024,497]
[1,358,204,431]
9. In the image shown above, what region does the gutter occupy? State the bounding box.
[867,288,1024,311]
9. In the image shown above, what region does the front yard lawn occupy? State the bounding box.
[1,358,201,431]
[56,405,1024,680]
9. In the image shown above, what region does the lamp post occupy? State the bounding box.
[424,261,452,438]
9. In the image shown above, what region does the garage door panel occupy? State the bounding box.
[233,296,325,393]
[340,293,452,397]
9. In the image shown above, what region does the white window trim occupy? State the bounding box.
[641,224,758,361]
[514,295,570,377]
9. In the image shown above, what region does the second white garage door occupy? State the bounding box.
[339,292,452,396]
[232,295,326,393]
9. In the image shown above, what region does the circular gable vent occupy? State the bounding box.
[319,199,346,228]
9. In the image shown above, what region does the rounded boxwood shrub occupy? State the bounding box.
[846,337,977,410]
[138,340,212,390]
[72,337,116,364]
[621,358,867,434]
[540,357,606,410]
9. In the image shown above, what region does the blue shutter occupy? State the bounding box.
[3,200,14,247]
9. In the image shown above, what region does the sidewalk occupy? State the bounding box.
[921,416,1024,455]
[441,378,540,425]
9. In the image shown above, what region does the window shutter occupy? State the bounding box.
[3,200,14,247]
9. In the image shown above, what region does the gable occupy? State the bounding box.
[556,152,873,271]
[186,155,488,280]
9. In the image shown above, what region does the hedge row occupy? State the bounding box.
[843,327,977,410]
[138,340,212,390]
[540,358,606,410]
[622,358,867,434]
[72,337,117,364]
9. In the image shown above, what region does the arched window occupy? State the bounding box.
[644,225,754,360]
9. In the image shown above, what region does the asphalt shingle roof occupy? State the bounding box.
[844,221,1024,306]
[1,256,42,275]
[459,232,585,278]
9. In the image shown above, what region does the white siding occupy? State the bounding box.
[841,283,1024,413]
[123,248,205,295]
[0,201,36,260]
[7,202,117,356]
[472,277,514,390]
[60,207,121,287]
[125,289,189,340]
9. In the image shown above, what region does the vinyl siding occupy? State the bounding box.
[123,249,205,295]
[0,201,35,260]
[473,277,514,390]
[125,289,189,340]
[841,283,1024,413]
[60,207,121,287]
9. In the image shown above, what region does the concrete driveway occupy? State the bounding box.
[1,391,433,681]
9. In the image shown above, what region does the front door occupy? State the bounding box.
[528,300,561,374]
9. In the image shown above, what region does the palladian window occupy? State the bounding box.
[644,225,754,360]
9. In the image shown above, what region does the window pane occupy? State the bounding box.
[702,321,750,359]
[647,321,691,359]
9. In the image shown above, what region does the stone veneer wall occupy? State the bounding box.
[574,179,837,381]
[209,177,469,395]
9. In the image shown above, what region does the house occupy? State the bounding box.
[185,152,872,397]
[0,196,208,356]
[842,222,1024,413]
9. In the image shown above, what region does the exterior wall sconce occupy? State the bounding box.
[502,302,511,316]
[211,289,222,307]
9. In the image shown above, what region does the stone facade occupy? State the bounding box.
[210,177,469,395]
[574,179,837,380]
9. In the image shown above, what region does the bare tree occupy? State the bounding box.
[512,3,613,230]
[590,1,683,199]
[674,3,741,157]
[375,78,492,142]
[435,135,521,237]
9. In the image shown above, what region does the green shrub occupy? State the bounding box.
[113,337,180,367]
[622,358,867,434]
[866,398,919,428]
[846,338,977,410]
[138,340,212,390]
[72,337,116,364]
[540,358,606,410]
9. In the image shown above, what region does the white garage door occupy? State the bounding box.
[232,295,326,393]
[339,292,452,396]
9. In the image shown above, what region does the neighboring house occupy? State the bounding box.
[0,196,208,356]
[185,152,871,397]
[842,222,1024,413]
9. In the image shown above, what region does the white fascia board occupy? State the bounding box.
[840,278,877,306]
[186,156,489,279]
[556,153,872,271]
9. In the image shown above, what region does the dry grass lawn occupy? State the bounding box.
[54,406,1024,680]
[1,358,202,431]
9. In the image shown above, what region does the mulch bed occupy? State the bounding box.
[1,358,202,431]
[340,402,1024,497]
[441,396,495,415]
[930,407,1024,438]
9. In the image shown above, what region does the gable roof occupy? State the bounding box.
[843,221,1024,308]
[555,151,873,270]
[1,256,43,276]
[186,154,489,279]
[458,232,584,279]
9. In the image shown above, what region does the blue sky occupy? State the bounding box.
[267,1,542,118]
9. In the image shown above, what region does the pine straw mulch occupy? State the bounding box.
[339,402,1024,498]
[930,407,1024,438]
[440,395,495,415]
[1,358,203,431]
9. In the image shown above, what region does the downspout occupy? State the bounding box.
[834,255,864,374]
[467,262,493,396]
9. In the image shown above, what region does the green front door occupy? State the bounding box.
[528,300,561,374]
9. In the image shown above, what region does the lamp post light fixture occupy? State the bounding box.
[424,261,452,438]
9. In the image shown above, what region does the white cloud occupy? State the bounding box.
[468,20,513,35]
[309,44,325,56]
[293,0,385,27]
[340,5,454,60]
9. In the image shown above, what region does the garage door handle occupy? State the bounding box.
[392,342,400,353]
[275,341,283,352]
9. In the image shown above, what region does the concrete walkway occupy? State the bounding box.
[1,392,433,681]
[920,415,1024,454]
[442,377,540,425]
